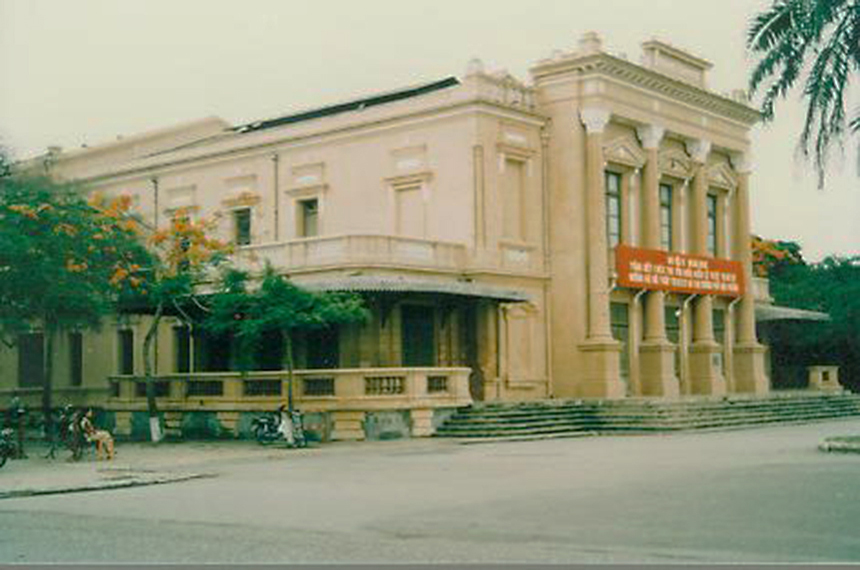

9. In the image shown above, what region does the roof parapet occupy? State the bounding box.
[462,59,536,112]
[640,39,713,89]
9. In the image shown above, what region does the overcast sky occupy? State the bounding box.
[1,0,857,261]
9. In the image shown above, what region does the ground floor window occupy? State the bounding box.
[69,332,83,386]
[665,305,681,376]
[18,333,44,388]
[174,326,191,373]
[610,302,630,383]
[713,309,726,345]
[118,329,134,375]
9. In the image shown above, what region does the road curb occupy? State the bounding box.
[0,471,216,500]
[818,439,860,454]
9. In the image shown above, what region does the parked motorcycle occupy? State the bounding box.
[44,405,87,461]
[0,427,17,468]
[252,406,306,448]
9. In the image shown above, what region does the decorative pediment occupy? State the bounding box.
[707,161,738,189]
[603,135,646,168]
[659,147,694,178]
[221,190,261,208]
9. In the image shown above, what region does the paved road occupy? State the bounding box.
[2,419,860,563]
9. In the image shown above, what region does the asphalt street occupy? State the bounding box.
[1,418,860,563]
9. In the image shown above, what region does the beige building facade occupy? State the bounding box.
[1,33,771,439]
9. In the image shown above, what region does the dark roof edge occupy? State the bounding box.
[233,76,461,134]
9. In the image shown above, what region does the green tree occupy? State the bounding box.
[0,172,151,439]
[205,267,368,411]
[747,0,860,186]
[768,253,860,391]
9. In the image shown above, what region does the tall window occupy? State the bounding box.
[118,329,134,375]
[401,305,436,367]
[234,208,252,246]
[713,309,726,345]
[610,303,630,385]
[665,306,681,378]
[605,171,622,247]
[18,333,44,388]
[395,184,425,238]
[173,326,191,373]
[659,183,673,251]
[298,199,319,238]
[502,158,526,241]
[706,194,718,256]
[69,332,83,386]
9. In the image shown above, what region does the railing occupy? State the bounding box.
[234,234,468,273]
[751,277,772,303]
[108,367,472,411]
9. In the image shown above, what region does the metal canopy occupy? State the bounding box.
[293,275,530,302]
[755,304,830,322]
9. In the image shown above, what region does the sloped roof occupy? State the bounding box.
[233,77,460,134]
[294,275,529,302]
[755,304,830,322]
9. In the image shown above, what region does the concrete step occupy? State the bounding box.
[436,393,860,439]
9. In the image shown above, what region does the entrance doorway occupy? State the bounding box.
[401,305,436,366]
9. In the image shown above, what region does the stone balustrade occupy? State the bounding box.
[234,234,468,273]
[108,367,472,413]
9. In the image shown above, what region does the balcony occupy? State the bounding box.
[234,234,468,274]
[108,367,472,412]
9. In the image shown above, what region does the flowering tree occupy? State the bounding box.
[751,235,805,277]
[121,209,230,442]
[0,172,151,439]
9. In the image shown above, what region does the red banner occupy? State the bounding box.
[615,245,745,297]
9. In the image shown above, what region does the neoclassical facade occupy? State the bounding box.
[1,33,771,439]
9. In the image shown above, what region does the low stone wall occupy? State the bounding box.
[109,407,462,442]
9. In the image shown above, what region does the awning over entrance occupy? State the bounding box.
[755,304,830,322]
[292,275,531,302]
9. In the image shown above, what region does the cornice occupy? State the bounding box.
[532,52,761,125]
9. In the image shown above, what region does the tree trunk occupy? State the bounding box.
[143,302,164,442]
[41,318,57,449]
[285,332,295,413]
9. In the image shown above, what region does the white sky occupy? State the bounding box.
[1,0,857,261]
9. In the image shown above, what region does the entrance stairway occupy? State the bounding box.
[434,391,860,442]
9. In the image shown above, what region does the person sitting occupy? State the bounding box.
[80,409,114,460]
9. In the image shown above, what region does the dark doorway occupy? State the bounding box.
[401,305,436,366]
[464,303,484,401]
[307,327,339,369]
[18,333,44,388]
[194,330,232,372]
[256,329,285,371]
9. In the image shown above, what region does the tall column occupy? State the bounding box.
[686,139,726,396]
[635,124,678,398]
[730,153,769,394]
[577,108,624,398]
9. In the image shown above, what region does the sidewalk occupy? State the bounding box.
[0,439,294,499]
